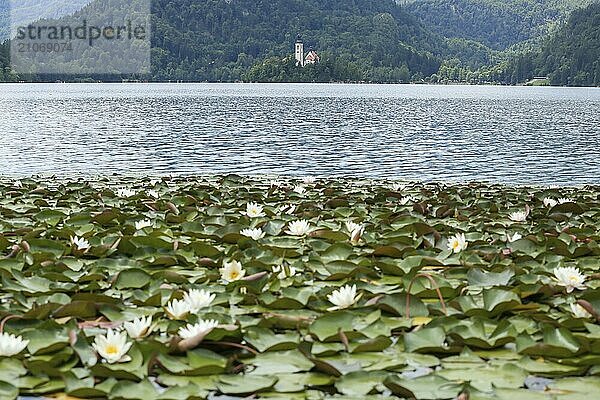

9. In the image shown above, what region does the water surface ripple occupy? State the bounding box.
[0,83,599,185]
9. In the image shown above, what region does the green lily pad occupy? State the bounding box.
[384,374,462,399]
[216,374,277,394]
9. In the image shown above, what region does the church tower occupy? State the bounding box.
[295,35,304,67]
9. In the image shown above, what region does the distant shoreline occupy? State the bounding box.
[0,81,598,88]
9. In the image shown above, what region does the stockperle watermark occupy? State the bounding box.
[10,0,151,75]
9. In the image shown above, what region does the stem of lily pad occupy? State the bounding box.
[338,329,349,352]
[405,273,447,318]
[0,315,23,334]
[577,300,600,322]
[210,341,259,355]
[5,244,20,258]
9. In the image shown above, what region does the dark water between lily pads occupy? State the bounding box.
[0,83,599,185]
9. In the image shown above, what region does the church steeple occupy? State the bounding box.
[295,34,304,67]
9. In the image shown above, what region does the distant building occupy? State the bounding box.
[294,35,319,67]
[305,50,320,65]
[295,35,304,67]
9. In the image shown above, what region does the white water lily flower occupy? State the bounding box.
[285,220,312,236]
[389,183,404,192]
[447,233,468,253]
[13,180,23,189]
[242,202,265,218]
[147,190,160,199]
[183,289,216,313]
[123,316,153,339]
[507,232,523,243]
[135,219,152,230]
[279,204,297,215]
[293,185,306,195]
[240,228,265,240]
[350,225,365,245]
[327,284,362,311]
[272,265,298,279]
[178,319,219,340]
[70,236,90,250]
[543,198,558,208]
[220,260,246,282]
[345,221,361,233]
[165,298,191,320]
[0,332,29,357]
[570,303,592,319]
[558,197,574,204]
[92,329,132,364]
[399,197,414,205]
[553,267,587,293]
[508,210,528,222]
[116,188,136,198]
[302,176,316,185]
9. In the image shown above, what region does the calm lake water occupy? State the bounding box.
[0,83,599,185]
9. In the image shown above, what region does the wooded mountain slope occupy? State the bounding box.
[533,2,600,85]
[0,0,93,39]
[151,0,448,81]
[405,0,595,50]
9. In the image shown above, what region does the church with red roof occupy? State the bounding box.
[294,35,320,67]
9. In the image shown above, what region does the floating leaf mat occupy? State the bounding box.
[1,176,600,399]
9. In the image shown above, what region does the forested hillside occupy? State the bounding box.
[532,2,600,85]
[405,0,595,49]
[151,0,447,82]
[0,0,451,82]
[0,0,598,85]
[0,0,93,39]
[432,1,600,85]
[0,1,8,39]
[0,41,15,81]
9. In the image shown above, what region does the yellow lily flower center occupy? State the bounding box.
[229,271,239,280]
[569,275,580,283]
[105,344,119,355]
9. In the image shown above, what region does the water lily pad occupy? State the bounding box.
[114,268,152,289]
[467,269,514,288]
[0,381,19,400]
[243,327,300,352]
[309,311,357,342]
[384,374,462,399]
[272,372,333,393]
[335,370,389,396]
[516,327,581,358]
[403,327,447,353]
[110,379,158,399]
[216,375,277,394]
[2,177,600,399]
[249,350,313,375]
[437,363,526,392]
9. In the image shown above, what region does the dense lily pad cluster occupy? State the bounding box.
[1,176,600,399]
